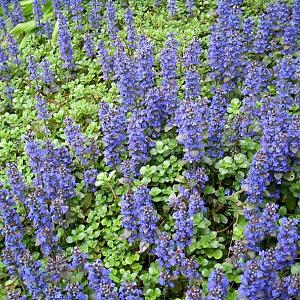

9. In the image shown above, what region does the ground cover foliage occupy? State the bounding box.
[0,0,299,299]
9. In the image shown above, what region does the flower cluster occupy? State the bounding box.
[40,58,54,85]
[207,269,229,300]
[126,109,152,177]
[124,8,137,50]
[208,0,244,87]
[137,36,155,97]
[0,185,49,298]
[133,185,158,244]
[98,102,127,168]
[64,117,97,165]
[86,259,118,299]
[114,40,139,108]
[97,40,114,80]
[160,33,179,119]
[119,282,143,300]
[172,187,194,249]
[88,0,102,30]
[58,14,75,70]
[183,39,201,99]
[27,55,39,81]
[175,98,206,163]
[168,0,177,17]
[35,93,50,121]
[207,88,227,158]
[105,0,118,41]
[83,33,95,58]
[143,87,165,138]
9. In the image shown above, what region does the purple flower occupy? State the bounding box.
[274,217,299,269]
[172,187,194,249]
[45,286,64,300]
[65,0,83,30]
[208,0,244,86]
[58,14,75,70]
[252,14,272,54]
[98,40,114,80]
[186,286,202,300]
[243,61,271,97]
[244,204,279,252]
[40,59,54,85]
[105,0,118,41]
[84,169,98,192]
[10,0,25,27]
[120,191,138,240]
[86,259,118,299]
[160,33,179,119]
[133,185,158,244]
[188,188,206,216]
[66,283,87,300]
[207,269,229,300]
[27,55,39,81]
[238,258,275,300]
[186,0,195,15]
[23,136,75,254]
[0,17,6,32]
[285,275,300,299]
[153,232,175,269]
[184,167,208,190]
[260,108,290,174]
[274,56,296,102]
[98,102,127,168]
[243,150,269,205]
[83,33,95,58]
[126,109,152,177]
[243,17,255,47]
[143,87,165,139]
[45,252,68,282]
[289,115,300,154]
[180,257,200,280]
[124,8,137,49]
[137,35,154,96]
[6,163,27,204]
[167,0,177,17]
[88,0,102,30]
[4,84,14,102]
[33,0,43,28]
[64,117,93,165]
[6,33,21,65]
[0,46,8,72]
[0,185,48,298]
[52,0,63,17]
[70,246,88,269]
[114,40,139,108]
[207,88,227,158]
[119,282,143,300]
[35,94,50,121]
[175,97,206,163]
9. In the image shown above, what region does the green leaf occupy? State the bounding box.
[51,20,59,46]
[5,277,17,286]
[201,268,210,277]
[77,232,86,241]
[66,236,73,243]
[10,20,36,36]
[140,166,148,175]
[213,249,223,259]
[291,263,300,274]
[150,187,162,196]
[285,195,296,211]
